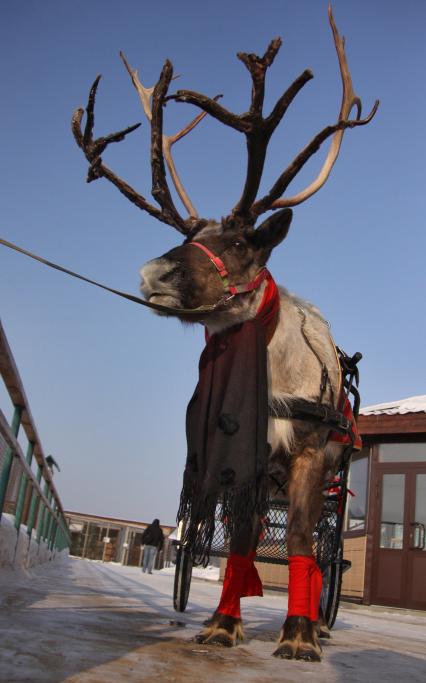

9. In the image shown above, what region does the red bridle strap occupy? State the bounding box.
[189,241,229,279]
[189,241,268,299]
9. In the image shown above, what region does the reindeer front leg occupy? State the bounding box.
[273,444,327,662]
[195,520,262,647]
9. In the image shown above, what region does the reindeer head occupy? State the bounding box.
[72,7,378,326]
[139,209,293,324]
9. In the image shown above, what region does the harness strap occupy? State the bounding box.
[269,397,352,435]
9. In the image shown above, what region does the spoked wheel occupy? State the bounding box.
[173,546,193,612]
[320,543,346,629]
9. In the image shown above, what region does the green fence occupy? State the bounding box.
[0,321,70,555]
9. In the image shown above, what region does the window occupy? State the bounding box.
[379,443,426,463]
[379,474,405,549]
[345,448,369,533]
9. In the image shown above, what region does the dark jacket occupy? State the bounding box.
[141,519,164,550]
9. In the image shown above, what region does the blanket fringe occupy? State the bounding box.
[177,477,269,567]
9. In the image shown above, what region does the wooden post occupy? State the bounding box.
[26,464,43,538]
[14,441,35,530]
[0,405,23,519]
[36,482,49,543]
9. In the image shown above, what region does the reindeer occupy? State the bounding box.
[72,7,377,662]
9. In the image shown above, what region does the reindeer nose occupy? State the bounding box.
[159,265,181,283]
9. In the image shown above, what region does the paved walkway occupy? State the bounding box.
[1,557,425,683]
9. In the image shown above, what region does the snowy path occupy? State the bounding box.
[0,557,425,682]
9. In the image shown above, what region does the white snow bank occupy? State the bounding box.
[0,512,68,569]
[160,563,220,581]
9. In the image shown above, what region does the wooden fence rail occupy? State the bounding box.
[0,320,70,554]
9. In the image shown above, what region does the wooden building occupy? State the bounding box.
[65,511,176,568]
[346,395,426,610]
[246,396,426,611]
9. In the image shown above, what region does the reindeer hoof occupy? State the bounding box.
[273,642,294,659]
[275,616,322,662]
[318,623,331,639]
[200,632,234,647]
[195,612,243,647]
[296,647,321,662]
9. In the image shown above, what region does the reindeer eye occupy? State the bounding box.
[231,240,246,251]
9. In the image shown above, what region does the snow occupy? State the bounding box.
[0,556,425,682]
[0,512,68,569]
[161,563,220,582]
[360,394,426,415]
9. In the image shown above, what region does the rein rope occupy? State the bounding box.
[0,237,264,317]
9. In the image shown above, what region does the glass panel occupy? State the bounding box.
[85,523,105,560]
[379,443,426,463]
[346,450,368,531]
[414,474,426,551]
[380,474,405,549]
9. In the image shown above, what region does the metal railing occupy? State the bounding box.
[0,320,70,555]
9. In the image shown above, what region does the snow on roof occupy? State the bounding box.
[360,395,426,416]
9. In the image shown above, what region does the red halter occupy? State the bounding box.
[189,241,268,301]
[190,240,281,346]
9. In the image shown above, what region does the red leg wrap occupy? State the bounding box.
[287,555,322,622]
[217,552,263,619]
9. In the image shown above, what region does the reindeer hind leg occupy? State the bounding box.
[275,438,328,662]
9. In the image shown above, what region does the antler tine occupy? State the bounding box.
[164,101,222,219]
[237,38,282,117]
[232,62,313,219]
[72,75,142,161]
[120,52,218,221]
[71,75,189,232]
[252,5,379,214]
[150,59,196,231]
[170,42,313,224]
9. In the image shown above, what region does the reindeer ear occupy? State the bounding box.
[249,208,293,254]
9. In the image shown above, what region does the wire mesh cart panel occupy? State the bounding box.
[173,481,352,628]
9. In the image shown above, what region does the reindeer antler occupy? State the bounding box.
[72,56,216,234]
[73,7,378,233]
[120,52,218,221]
[169,5,379,225]
[252,5,379,215]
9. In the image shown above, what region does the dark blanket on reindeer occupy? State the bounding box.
[177,318,270,566]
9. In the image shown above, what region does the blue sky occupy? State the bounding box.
[1,0,425,525]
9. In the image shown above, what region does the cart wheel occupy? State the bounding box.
[320,545,343,629]
[173,547,193,612]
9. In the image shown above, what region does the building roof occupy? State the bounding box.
[360,395,426,416]
[65,510,176,534]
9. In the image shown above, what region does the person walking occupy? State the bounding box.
[141,519,164,574]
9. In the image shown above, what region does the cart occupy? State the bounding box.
[173,461,352,629]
